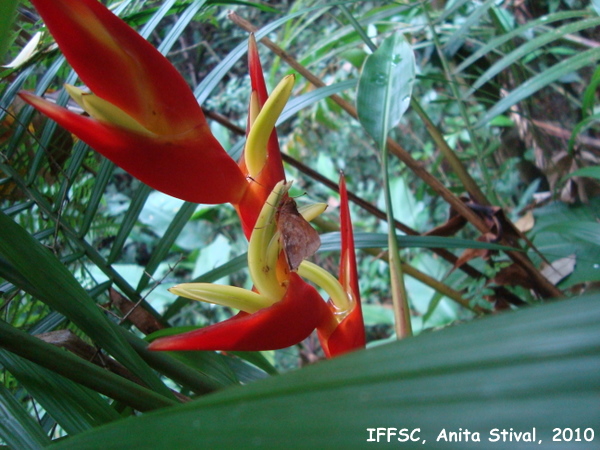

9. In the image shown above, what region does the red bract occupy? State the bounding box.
[235,35,288,237]
[317,174,366,357]
[20,0,247,205]
[150,179,365,358]
[149,274,333,352]
[19,91,245,204]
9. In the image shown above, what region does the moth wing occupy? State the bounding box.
[277,200,321,271]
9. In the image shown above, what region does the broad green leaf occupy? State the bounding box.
[49,293,600,448]
[357,33,415,145]
[0,384,50,450]
[534,222,600,247]
[357,32,417,337]
[531,199,600,287]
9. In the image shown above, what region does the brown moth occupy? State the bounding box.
[275,196,321,271]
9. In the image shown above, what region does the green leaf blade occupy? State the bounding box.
[0,384,50,450]
[357,33,416,146]
[48,293,600,449]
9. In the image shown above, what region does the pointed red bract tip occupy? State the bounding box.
[317,174,365,358]
[19,92,247,204]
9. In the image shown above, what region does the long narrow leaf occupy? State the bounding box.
[476,46,600,127]
[0,319,177,412]
[453,11,590,74]
[0,350,120,434]
[0,384,50,450]
[465,17,600,98]
[0,210,173,398]
[156,0,206,55]
[320,232,517,252]
[136,201,197,292]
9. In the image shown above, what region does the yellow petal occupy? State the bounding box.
[169,283,274,314]
[297,260,351,319]
[245,75,295,177]
[298,202,327,222]
[247,181,290,301]
[64,84,153,135]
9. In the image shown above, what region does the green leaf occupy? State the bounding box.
[562,166,600,182]
[49,293,600,448]
[138,0,178,39]
[0,350,120,434]
[320,232,517,252]
[156,0,206,54]
[357,33,415,145]
[534,221,600,247]
[136,201,197,292]
[121,329,238,392]
[163,253,248,321]
[0,319,177,412]
[454,11,590,75]
[0,384,50,450]
[531,199,600,287]
[0,0,18,61]
[444,0,495,56]
[464,16,600,98]
[567,114,600,154]
[476,46,600,128]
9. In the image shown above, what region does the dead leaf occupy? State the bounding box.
[109,288,164,334]
[541,255,576,285]
[514,210,535,232]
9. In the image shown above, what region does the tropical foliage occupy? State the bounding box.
[1,0,599,447]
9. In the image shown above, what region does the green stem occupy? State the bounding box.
[381,142,412,338]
